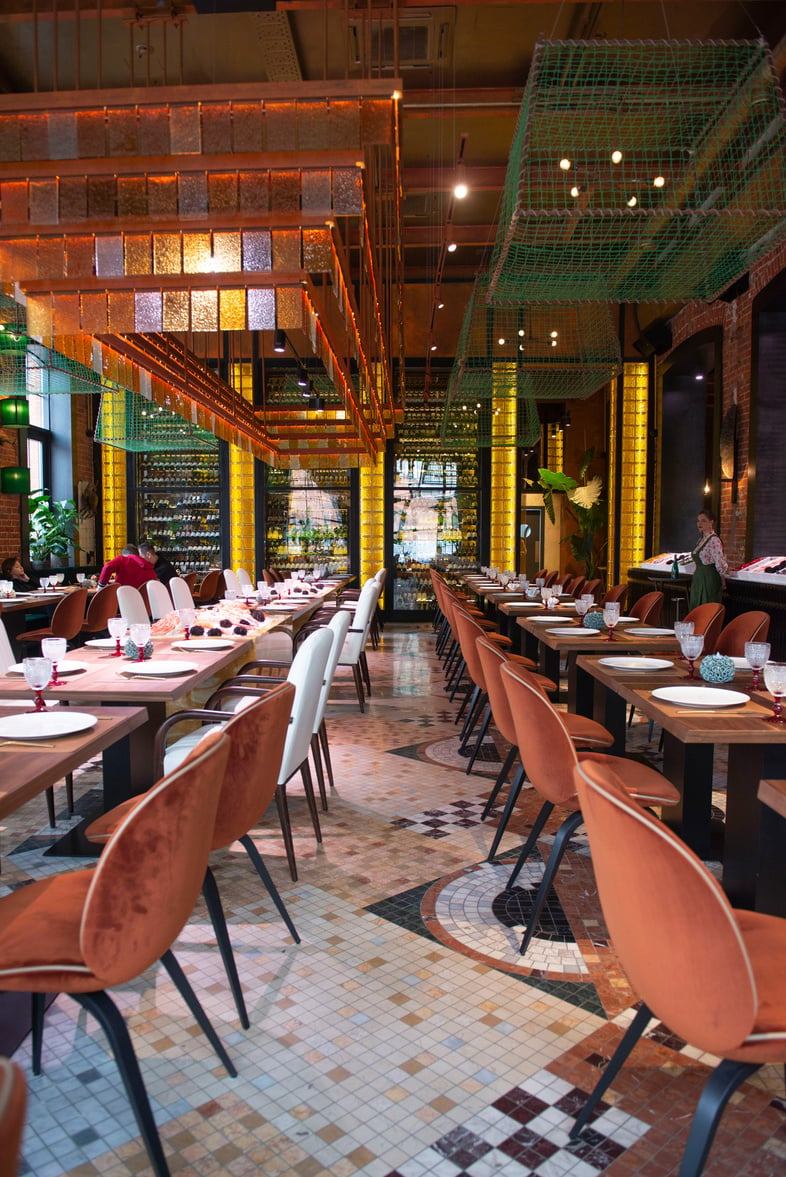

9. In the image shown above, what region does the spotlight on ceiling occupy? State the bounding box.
[273,329,286,353]
[297,367,309,387]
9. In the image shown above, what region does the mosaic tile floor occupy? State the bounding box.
[2,622,784,1176]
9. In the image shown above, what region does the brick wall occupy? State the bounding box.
[662,238,786,569]
[0,427,24,560]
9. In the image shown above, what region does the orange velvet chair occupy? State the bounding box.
[683,602,725,654]
[628,590,664,625]
[0,1058,26,1177]
[182,570,197,593]
[0,729,232,1177]
[78,581,120,639]
[498,660,680,955]
[476,638,614,857]
[16,586,88,645]
[87,682,298,1028]
[582,578,601,601]
[194,568,224,604]
[571,757,786,1177]
[714,610,770,655]
[600,582,629,608]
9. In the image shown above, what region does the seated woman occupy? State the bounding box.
[1,556,39,593]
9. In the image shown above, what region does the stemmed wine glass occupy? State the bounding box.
[107,616,127,657]
[129,622,151,663]
[575,598,590,626]
[745,641,771,693]
[763,662,786,725]
[178,608,196,640]
[39,575,50,593]
[41,636,67,686]
[23,657,53,713]
[680,634,705,679]
[674,620,695,661]
[603,601,621,641]
[76,571,86,585]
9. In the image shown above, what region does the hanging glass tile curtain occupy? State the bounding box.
[487,39,786,303]
[95,387,218,452]
[440,278,620,448]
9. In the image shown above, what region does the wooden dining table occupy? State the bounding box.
[573,652,786,915]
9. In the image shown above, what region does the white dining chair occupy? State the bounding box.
[310,609,351,804]
[146,579,173,620]
[335,577,382,711]
[169,576,195,611]
[117,585,149,625]
[223,569,242,595]
[236,568,253,588]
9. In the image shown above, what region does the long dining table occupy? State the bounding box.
[573,651,786,915]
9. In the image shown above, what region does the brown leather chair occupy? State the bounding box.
[571,757,786,1177]
[499,659,679,955]
[17,587,88,645]
[79,582,120,638]
[194,568,225,604]
[600,583,629,608]
[714,610,770,656]
[182,571,197,593]
[683,602,725,654]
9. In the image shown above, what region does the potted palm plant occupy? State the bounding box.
[28,491,81,569]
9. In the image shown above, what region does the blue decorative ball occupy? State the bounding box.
[583,610,605,631]
[699,653,735,683]
[124,638,154,661]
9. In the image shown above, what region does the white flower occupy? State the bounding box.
[568,476,602,509]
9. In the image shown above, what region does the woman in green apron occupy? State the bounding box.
[689,510,728,608]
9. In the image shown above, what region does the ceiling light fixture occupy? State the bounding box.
[653,175,666,188]
[627,195,638,207]
[611,149,623,164]
[570,186,580,198]
[297,366,309,387]
[447,242,457,253]
[273,329,286,353]
[559,157,571,170]
[454,181,468,200]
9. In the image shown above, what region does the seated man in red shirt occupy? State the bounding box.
[97,543,159,590]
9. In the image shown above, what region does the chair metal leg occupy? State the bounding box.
[460,690,488,750]
[487,767,532,862]
[458,686,481,740]
[45,786,56,828]
[570,1003,653,1139]
[465,704,491,774]
[275,784,298,880]
[318,720,334,791]
[507,800,556,885]
[360,651,371,695]
[678,1058,761,1177]
[201,867,250,1029]
[481,746,518,820]
[240,833,301,943]
[299,760,323,843]
[352,663,365,711]
[520,809,584,955]
[454,681,472,723]
[73,990,172,1177]
[310,732,328,811]
[160,948,237,1076]
[31,992,45,1075]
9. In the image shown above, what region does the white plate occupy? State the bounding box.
[0,711,98,739]
[532,615,572,623]
[651,686,750,708]
[730,656,752,670]
[171,639,234,651]
[545,627,597,636]
[599,657,674,671]
[635,627,675,637]
[122,660,198,677]
[85,637,118,649]
[615,616,639,623]
[7,661,89,676]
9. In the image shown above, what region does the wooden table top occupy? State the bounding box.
[0,704,147,820]
[759,778,786,818]
[575,653,783,744]
[517,615,680,654]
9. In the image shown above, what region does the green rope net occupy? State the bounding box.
[95,388,218,452]
[488,39,786,303]
[0,295,105,396]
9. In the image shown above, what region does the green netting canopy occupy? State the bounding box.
[488,39,786,303]
[95,388,218,452]
[0,295,105,396]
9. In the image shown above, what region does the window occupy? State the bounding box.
[26,394,50,494]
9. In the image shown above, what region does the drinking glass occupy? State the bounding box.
[39,575,50,592]
[178,608,196,640]
[540,586,551,603]
[76,571,86,585]
[41,636,67,686]
[107,615,127,657]
[54,572,65,586]
[674,620,695,659]
[581,593,595,607]
[129,622,151,662]
[553,584,564,598]
[745,641,771,692]
[763,661,786,725]
[575,599,590,625]
[23,657,52,712]
[525,585,540,600]
[535,577,545,588]
[603,601,621,641]
[680,634,705,679]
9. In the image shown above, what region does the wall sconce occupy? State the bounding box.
[0,466,31,494]
[0,397,29,428]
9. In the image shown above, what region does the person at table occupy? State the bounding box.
[1,556,39,593]
[97,543,158,590]
[688,509,728,607]
[139,542,179,586]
